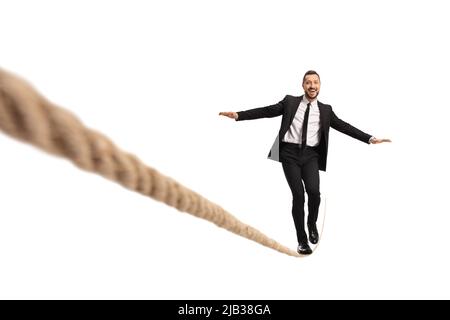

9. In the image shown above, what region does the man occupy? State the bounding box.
[219,70,391,255]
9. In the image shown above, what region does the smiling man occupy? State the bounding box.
[219,70,391,255]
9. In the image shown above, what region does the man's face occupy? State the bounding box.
[303,74,321,100]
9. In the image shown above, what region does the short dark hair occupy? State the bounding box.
[302,70,320,84]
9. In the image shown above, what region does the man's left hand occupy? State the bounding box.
[369,137,392,144]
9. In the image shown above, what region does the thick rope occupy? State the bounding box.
[0,67,299,257]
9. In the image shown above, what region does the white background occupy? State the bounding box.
[0,0,449,299]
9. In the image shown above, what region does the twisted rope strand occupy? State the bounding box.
[0,68,299,257]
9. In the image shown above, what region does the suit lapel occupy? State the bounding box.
[317,101,329,131]
[288,95,302,126]
[318,101,325,129]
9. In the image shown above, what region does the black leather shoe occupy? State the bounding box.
[297,242,312,255]
[308,224,319,244]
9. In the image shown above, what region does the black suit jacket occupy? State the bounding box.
[236,95,372,171]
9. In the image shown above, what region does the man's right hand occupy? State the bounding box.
[219,111,238,120]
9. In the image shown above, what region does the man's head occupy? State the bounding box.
[302,70,321,101]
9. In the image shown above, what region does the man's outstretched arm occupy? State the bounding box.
[330,108,391,144]
[219,96,287,121]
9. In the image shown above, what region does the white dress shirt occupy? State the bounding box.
[282,96,321,146]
